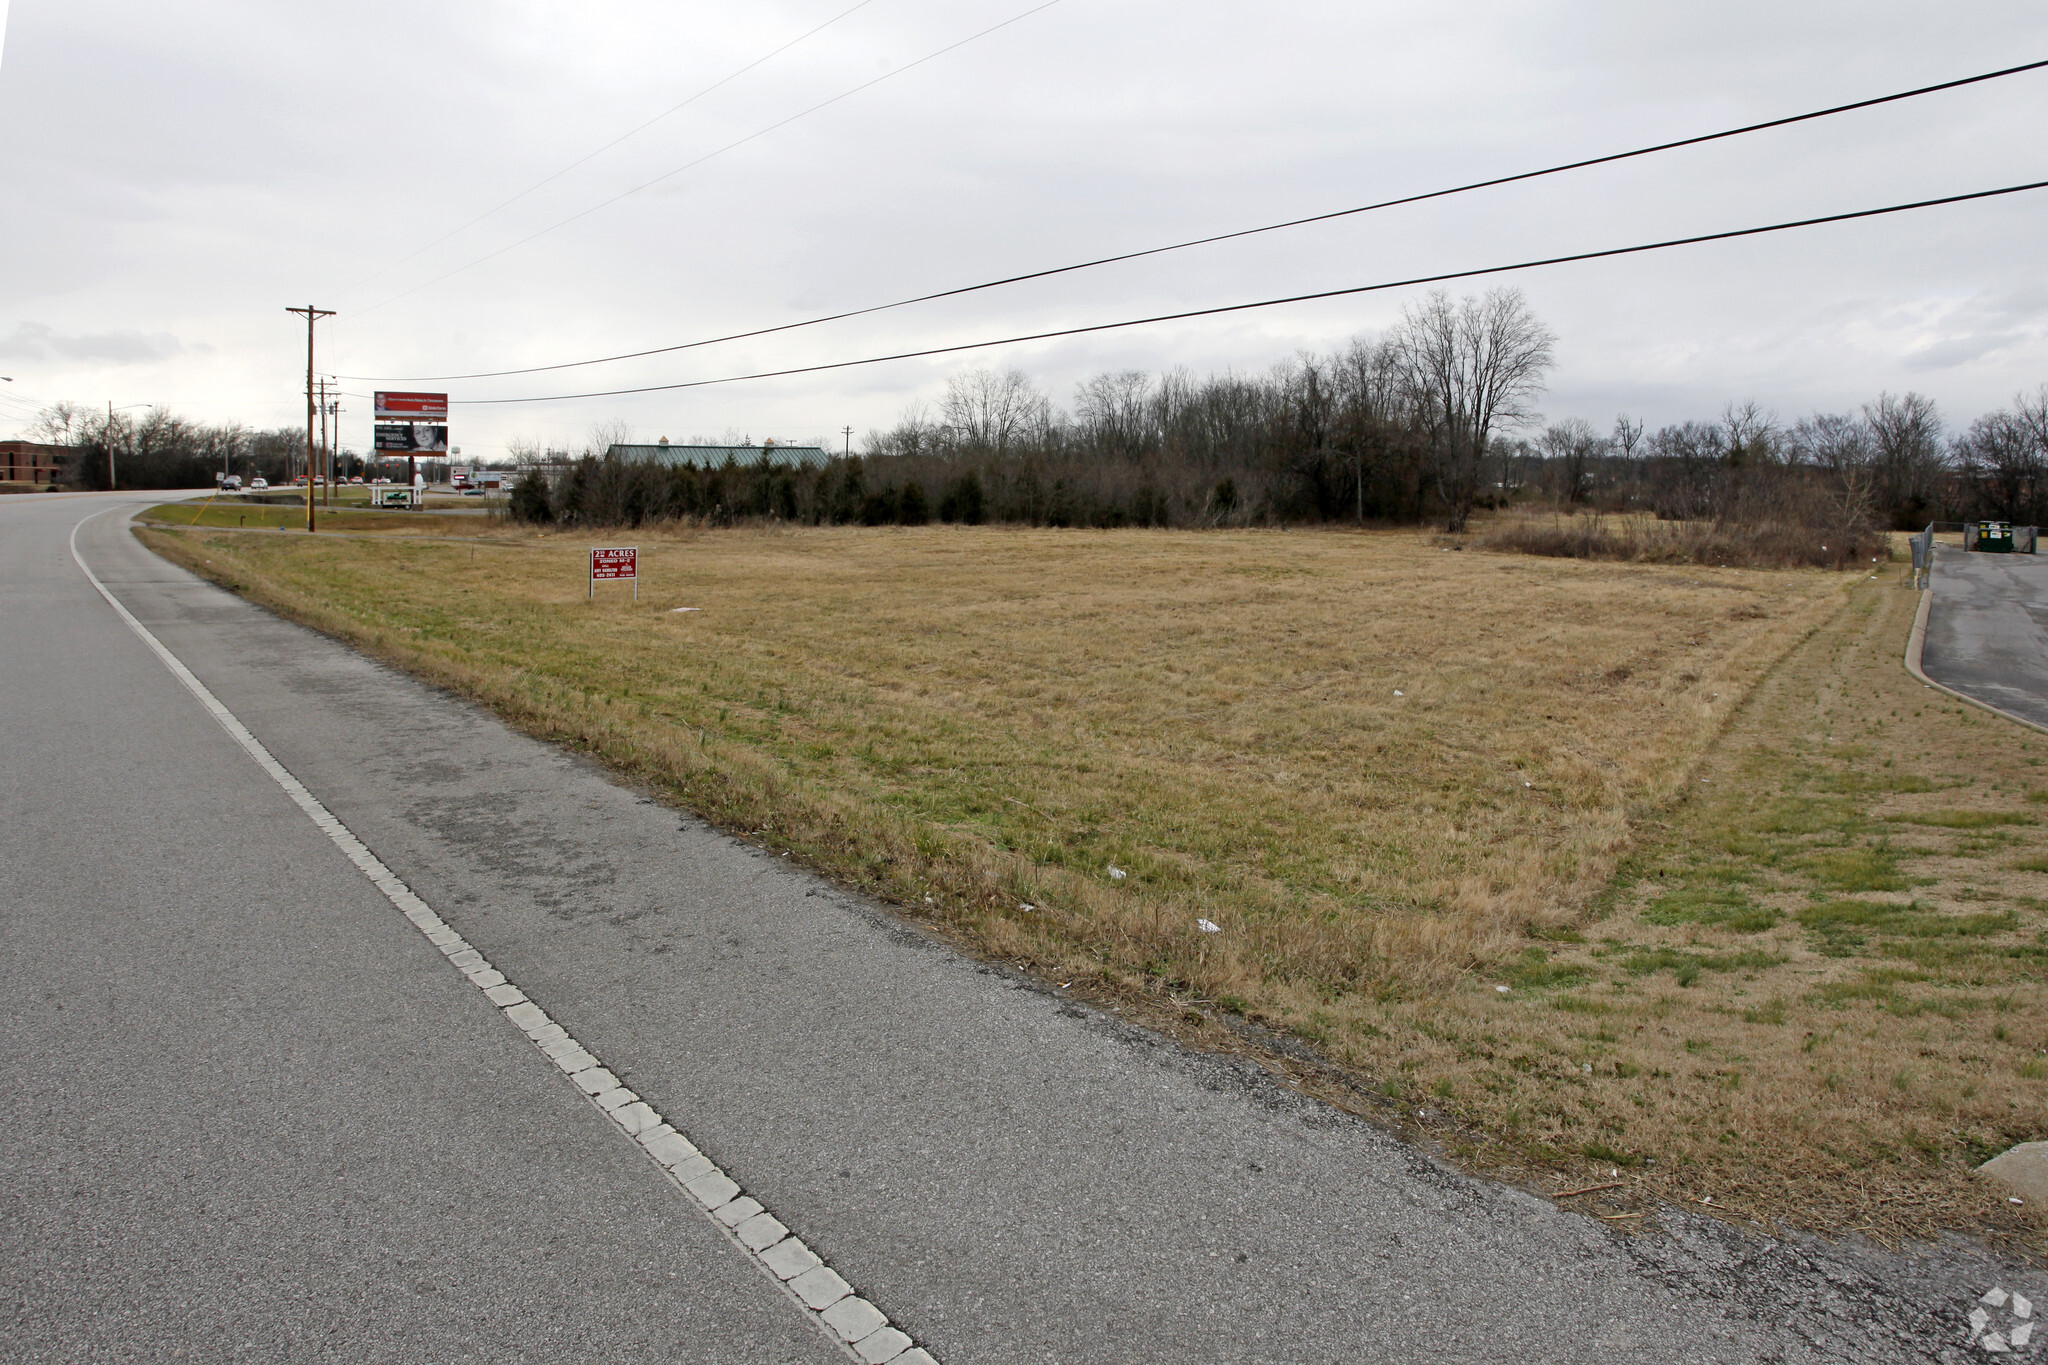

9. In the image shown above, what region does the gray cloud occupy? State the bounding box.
[1902,333,2022,372]
[0,322,183,365]
[1,0,2045,452]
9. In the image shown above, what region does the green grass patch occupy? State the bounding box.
[1812,968,1928,1009]
[1796,844,1910,893]
[1894,810,2035,830]
[143,502,482,536]
[1580,1141,1643,1167]
[1505,947,1592,990]
[1813,771,1938,795]
[1641,884,1779,931]
[1796,899,2017,942]
[1623,947,1786,985]
[1754,797,1866,837]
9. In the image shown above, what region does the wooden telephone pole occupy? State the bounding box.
[286,305,334,531]
[315,377,342,507]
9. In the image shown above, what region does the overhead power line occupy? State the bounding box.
[350,55,2048,384]
[334,0,882,299]
[347,0,1066,322]
[451,177,2048,406]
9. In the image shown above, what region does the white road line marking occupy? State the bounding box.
[72,510,936,1365]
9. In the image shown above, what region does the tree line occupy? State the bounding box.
[507,286,2044,542]
[1509,389,2046,531]
[29,285,2044,534]
[23,401,306,490]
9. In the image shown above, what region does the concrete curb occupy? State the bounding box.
[1903,586,2048,737]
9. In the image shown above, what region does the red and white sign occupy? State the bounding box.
[374,391,448,419]
[590,547,637,580]
[590,546,638,599]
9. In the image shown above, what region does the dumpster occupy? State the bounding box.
[1967,521,2015,553]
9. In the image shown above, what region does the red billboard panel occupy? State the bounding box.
[374,391,448,419]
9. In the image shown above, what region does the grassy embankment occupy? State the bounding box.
[136,517,2048,1245]
[149,501,485,534]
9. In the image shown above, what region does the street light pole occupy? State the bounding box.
[286,305,335,532]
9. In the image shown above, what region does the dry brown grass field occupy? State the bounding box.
[137,513,2048,1246]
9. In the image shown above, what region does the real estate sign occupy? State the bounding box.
[590,546,638,600]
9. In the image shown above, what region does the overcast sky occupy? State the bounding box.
[3,0,2046,459]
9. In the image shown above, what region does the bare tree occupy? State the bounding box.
[865,401,946,460]
[1074,370,1154,463]
[2016,384,2048,450]
[1786,412,1872,475]
[1955,402,2046,525]
[1720,401,1779,469]
[1393,287,1556,531]
[1864,391,1944,526]
[942,368,1050,457]
[1612,413,1644,460]
[27,400,87,446]
[1538,417,1605,505]
[585,418,636,459]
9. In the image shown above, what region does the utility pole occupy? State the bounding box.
[315,377,341,507]
[286,305,335,532]
[316,376,329,507]
[842,425,853,458]
[327,392,342,504]
[107,401,117,490]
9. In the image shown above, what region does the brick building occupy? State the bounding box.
[0,441,67,487]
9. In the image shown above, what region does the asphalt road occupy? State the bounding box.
[2,492,2032,1362]
[1923,547,2048,729]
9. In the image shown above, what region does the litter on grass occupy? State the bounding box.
[669,607,701,613]
[1197,918,1222,933]
[1107,865,1127,880]
[1495,985,1511,994]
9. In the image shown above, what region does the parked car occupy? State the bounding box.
[222,475,242,491]
[249,477,269,491]
[349,476,364,484]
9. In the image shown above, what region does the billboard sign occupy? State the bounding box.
[375,423,448,453]
[374,391,448,419]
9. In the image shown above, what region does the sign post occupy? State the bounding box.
[590,546,638,601]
